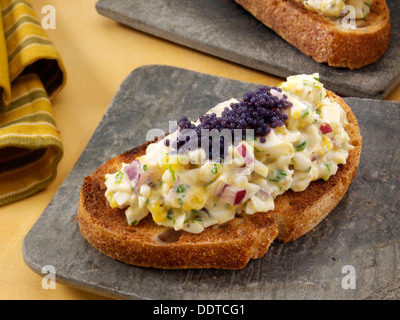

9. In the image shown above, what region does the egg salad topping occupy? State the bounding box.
[105,74,353,234]
[298,0,373,19]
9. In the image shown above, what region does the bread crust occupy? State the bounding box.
[76,91,361,269]
[234,0,391,69]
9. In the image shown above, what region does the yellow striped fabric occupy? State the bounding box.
[0,0,66,206]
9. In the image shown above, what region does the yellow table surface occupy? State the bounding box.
[0,0,399,300]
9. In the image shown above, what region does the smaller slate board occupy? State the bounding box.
[23,65,400,300]
[95,0,400,100]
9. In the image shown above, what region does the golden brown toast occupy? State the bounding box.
[76,90,361,270]
[234,0,391,69]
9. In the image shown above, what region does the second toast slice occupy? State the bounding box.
[234,0,391,69]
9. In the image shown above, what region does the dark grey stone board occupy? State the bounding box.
[23,65,400,300]
[95,0,400,100]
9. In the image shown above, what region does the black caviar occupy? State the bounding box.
[172,86,292,160]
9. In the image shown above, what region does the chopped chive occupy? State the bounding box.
[296,140,307,152]
[301,108,309,118]
[268,169,287,182]
[143,164,148,171]
[115,171,124,183]
[176,185,185,193]
[130,220,138,226]
[167,209,173,220]
[325,163,333,172]
[168,164,176,182]
[211,164,218,174]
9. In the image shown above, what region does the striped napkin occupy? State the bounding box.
[0,0,66,206]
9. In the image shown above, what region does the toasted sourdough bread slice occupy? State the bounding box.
[77,90,361,270]
[234,0,391,69]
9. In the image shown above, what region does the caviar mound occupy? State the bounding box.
[174,86,293,160]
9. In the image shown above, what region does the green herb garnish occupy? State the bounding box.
[268,169,287,183]
[301,108,309,118]
[296,140,307,152]
[167,209,175,224]
[325,163,333,172]
[115,171,124,183]
[184,210,203,224]
[211,164,218,174]
[168,164,176,182]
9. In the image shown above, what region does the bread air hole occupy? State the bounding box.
[154,228,184,244]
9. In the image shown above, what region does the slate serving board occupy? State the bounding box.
[95,0,400,100]
[23,65,400,300]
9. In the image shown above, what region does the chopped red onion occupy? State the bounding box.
[237,143,254,165]
[125,159,141,181]
[320,123,333,134]
[257,188,270,201]
[217,184,247,206]
[124,159,151,193]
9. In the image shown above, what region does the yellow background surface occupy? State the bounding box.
[0,0,399,300]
